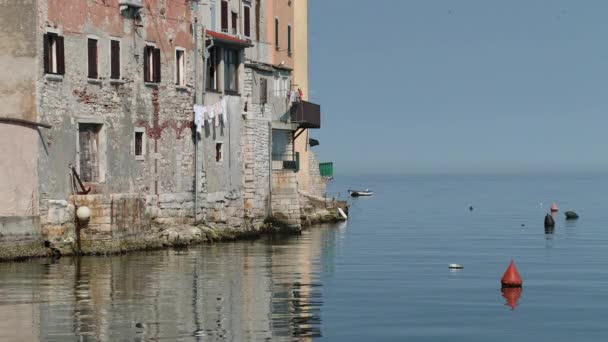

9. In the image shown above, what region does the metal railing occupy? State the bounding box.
[272,152,299,171]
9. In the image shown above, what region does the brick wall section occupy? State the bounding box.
[271,170,301,228]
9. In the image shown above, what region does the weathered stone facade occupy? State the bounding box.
[0,0,337,259]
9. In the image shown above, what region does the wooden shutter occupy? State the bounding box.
[87,39,97,79]
[153,48,161,83]
[288,25,291,53]
[221,1,228,31]
[56,35,65,75]
[111,40,120,79]
[244,6,250,37]
[143,46,151,82]
[259,78,267,104]
[275,18,279,49]
[43,34,50,74]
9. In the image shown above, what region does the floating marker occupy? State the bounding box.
[550,202,559,212]
[544,213,555,228]
[501,260,523,288]
[565,211,579,220]
[449,263,463,269]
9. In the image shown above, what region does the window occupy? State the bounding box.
[274,75,289,98]
[224,49,238,93]
[287,24,292,55]
[243,5,250,37]
[175,49,185,86]
[259,78,267,104]
[87,38,98,79]
[274,18,279,50]
[231,11,238,35]
[110,39,120,79]
[221,1,228,32]
[206,46,219,91]
[215,143,223,162]
[43,32,64,75]
[134,128,145,160]
[210,3,216,31]
[78,124,102,182]
[144,45,161,83]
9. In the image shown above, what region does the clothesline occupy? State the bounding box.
[193,98,228,134]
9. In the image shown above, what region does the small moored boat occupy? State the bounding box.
[348,189,373,197]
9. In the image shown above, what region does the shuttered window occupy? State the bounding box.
[144,45,161,83]
[87,38,98,79]
[221,1,228,32]
[287,25,292,55]
[78,124,101,183]
[175,49,185,86]
[43,33,64,75]
[110,40,120,79]
[153,48,161,83]
[259,78,267,104]
[274,18,279,50]
[244,6,250,37]
[231,11,238,35]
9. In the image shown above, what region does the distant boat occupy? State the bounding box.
[348,189,373,197]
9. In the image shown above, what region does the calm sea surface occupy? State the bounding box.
[2,173,608,341]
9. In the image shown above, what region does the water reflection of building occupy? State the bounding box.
[25,225,342,340]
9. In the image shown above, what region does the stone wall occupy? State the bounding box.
[271,170,301,229]
[36,0,207,239]
[307,150,330,198]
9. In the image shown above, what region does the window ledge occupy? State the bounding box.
[135,155,145,161]
[144,82,159,88]
[175,85,190,92]
[205,89,222,94]
[224,91,240,96]
[87,78,103,85]
[45,74,64,82]
[109,79,125,85]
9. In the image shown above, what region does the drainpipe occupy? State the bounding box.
[193,2,200,222]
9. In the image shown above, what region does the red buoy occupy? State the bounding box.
[501,260,523,288]
[550,202,559,212]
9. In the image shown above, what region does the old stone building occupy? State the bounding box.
[0,0,332,257]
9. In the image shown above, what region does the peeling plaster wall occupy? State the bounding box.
[37,0,201,236]
[0,0,41,236]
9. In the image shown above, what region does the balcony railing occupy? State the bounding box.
[272,152,299,171]
[290,100,321,129]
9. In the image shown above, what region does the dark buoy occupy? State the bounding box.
[565,211,579,220]
[469,206,474,211]
[544,213,555,228]
[501,260,523,288]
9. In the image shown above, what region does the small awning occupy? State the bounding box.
[206,30,253,48]
[309,138,319,147]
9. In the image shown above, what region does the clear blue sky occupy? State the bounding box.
[309,1,608,175]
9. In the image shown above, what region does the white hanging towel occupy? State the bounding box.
[221,98,228,125]
[193,105,204,133]
[207,105,215,119]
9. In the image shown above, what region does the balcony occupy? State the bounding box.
[291,100,321,129]
[272,152,299,171]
